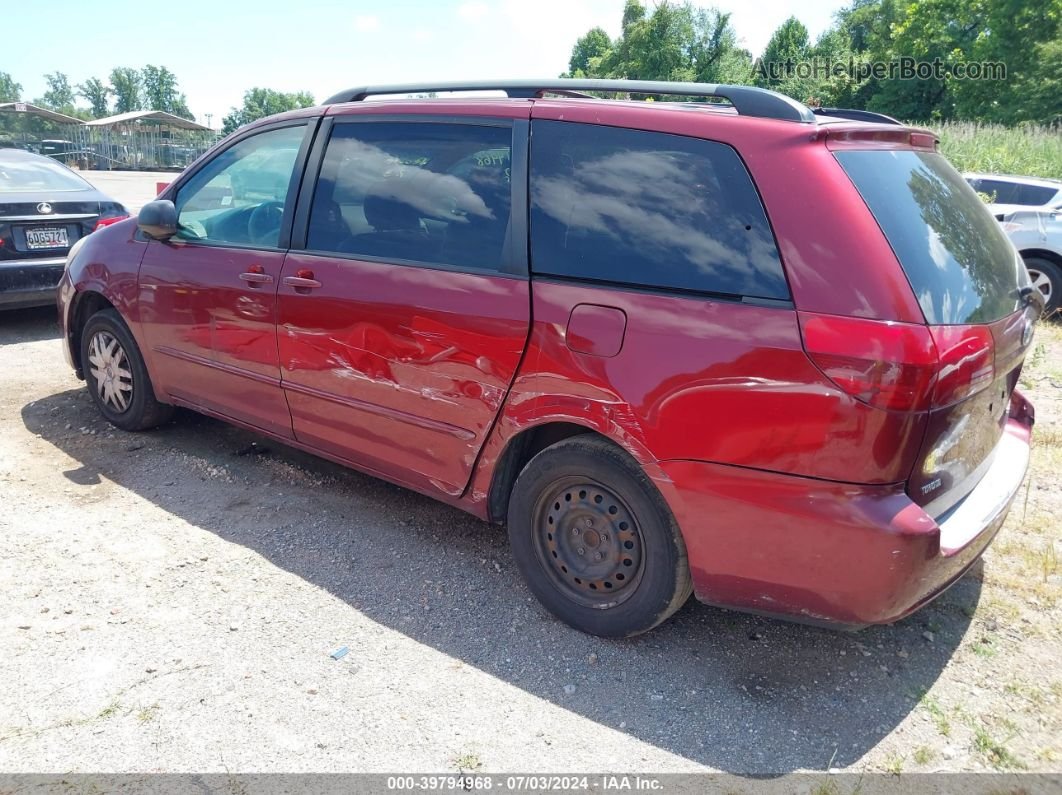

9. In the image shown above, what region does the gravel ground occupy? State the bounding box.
[0,305,1059,777]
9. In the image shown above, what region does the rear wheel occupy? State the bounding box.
[507,436,691,637]
[1024,256,1062,317]
[81,309,173,431]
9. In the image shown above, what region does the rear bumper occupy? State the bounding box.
[661,412,1032,628]
[0,258,65,309]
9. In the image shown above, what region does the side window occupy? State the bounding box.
[1016,184,1058,206]
[978,180,1019,205]
[174,124,306,248]
[306,122,512,272]
[530,121,789,300]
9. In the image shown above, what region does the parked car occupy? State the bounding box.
[997,206,1062,315]
[965,172,1062,218]
[57,80,1038,637]
[39,139,78,162]
[1,149,128,309]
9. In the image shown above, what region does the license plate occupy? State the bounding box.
[26,227,69,250]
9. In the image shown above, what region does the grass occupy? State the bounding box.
[882,753,905,775]
[1004,680,1052,709]
[970,636,998,658]
[926,121,1062,179]
[971,723,1026,770]
[919,694,952,737]
[913,745,935,766]
[452,750,482,772]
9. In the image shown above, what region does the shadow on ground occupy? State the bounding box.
[21,385,979,774]
[0,306,59,345]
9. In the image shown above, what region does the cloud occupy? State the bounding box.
[354,15,380,33]
[457,2,489,21]
[412,28,434,42]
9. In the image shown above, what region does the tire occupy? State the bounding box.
[80,309,173,431]
[507,436,692,637]
[1024,256,1062,318]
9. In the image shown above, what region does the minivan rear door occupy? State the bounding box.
[836,146,1035,517]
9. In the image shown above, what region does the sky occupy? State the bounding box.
[5,0,848,127]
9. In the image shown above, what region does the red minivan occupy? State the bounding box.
[57,80,1038,637]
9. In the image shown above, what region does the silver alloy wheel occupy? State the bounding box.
[1029,267,1053,305]
[87,330,133,412]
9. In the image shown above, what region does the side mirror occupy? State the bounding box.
[138,199,178,241]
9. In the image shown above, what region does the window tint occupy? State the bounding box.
[174,124,305,248]
[307,122,512,272]
[975,179,1020,204]
[838,150,1023,324]
[529,121,788,300]
[1015,184,1059,206]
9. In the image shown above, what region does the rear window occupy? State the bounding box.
[530,121,789,300]
[838,150,1023,324]
[0,157,91,193]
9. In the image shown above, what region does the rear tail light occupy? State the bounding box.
[799,312,995,412]
[93,214,128,232]
[799,313,937,411]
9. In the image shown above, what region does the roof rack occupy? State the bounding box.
[812,107,902,125]
[323,79,817,123]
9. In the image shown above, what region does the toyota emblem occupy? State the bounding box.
[36,202,53,215]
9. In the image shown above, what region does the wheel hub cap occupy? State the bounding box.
[87,331,133,412]
[1029,268,1053,304]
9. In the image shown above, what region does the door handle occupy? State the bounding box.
[283,276,322,289]
[239,271,274,286]
[283,268,322,290]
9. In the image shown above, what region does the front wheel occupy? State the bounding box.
[81,309,173,431]
[1025,256,1062,317]
[507,436,692,637]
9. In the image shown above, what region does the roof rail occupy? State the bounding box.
[323,79,817,123]
[812,107,902,125]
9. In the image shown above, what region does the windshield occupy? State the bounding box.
[0,157,93,193]
[838,150,1024,324]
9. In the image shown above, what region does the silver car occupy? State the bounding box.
[997,207,1062,315]
[965,172,1062,219]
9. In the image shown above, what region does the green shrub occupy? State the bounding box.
[919,121,1062,179]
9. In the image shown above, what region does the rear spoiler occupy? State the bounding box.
[813,107,902,125]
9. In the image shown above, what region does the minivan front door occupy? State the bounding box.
[276,117,530,496]
[138,122,312,437]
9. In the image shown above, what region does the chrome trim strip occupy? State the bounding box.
[0,213,96,222]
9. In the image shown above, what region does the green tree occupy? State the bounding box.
[754,17,815,100]
[817,0,1061,123]
[952,0,1062,123]
[110,67,143,114]
[566,27,611,77]
[0,71,22,102]
[78,77,111,118]
[1015,37,1062,124]
[221,88,315,135]
[622,0,646,31]
[38,72,76,114]
[565,2,751,91]
[142,65,181,113]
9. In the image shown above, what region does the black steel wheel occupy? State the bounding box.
[534,478,645,608]
[508,435,692,637]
